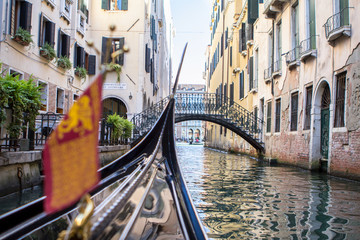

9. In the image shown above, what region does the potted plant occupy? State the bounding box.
[75,66,87,79]
[40,42,56,61]
[12,27,33,46]
[107,62,122,82]
[57,56,72,70]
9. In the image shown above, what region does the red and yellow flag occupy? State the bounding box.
[43,75,103,213]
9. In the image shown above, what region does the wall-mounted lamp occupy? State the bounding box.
[129,92,133,100]
[68,76,74,84]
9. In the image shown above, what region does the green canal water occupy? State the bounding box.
[176,145,360,240]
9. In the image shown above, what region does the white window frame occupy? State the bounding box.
[56,87,65,114]
[9,68,24,80]
[60,0,73,22]
[38,80,48,112]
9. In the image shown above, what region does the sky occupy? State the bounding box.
[170,0,211,85]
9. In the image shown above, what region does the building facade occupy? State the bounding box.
[175,84,206,143]
[205,0,360,180]
[0,0,173,138]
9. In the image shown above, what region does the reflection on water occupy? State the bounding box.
[177,145,360,240]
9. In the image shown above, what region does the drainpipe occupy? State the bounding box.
[0,0,8,42]
[271,19,275,96]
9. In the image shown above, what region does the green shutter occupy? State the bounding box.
[121,0,128,10]
[101,0,109,10]
[88,55,96,75]
[309,0,316,48]
[248,0,258,24]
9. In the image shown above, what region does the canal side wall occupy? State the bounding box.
[0,145,130,197]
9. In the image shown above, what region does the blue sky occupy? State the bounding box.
[170,0,211,85]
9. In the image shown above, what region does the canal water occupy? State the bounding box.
[176,144,360,240]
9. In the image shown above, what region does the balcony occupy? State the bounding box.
[324,7,351,43]
[299,36,317,61]
[272,60,282,77]
[285,46,300,69]
[263,0,289,18]
[264,66,272,83]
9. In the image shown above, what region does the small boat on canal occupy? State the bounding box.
[0,44,208,240]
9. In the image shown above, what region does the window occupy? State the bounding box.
[230,46,232,66]
[291,92,298,131]
[221,34,224,57]
[39,81,48,111]
[239,71,244,99]
[248,0,258,24]
[56,88,65,114]
[101,37,125,65]
[145,44,151,73]
[225,28,228,49]
[249,56,254,91]
[73,94,79,103]
[275,98,281,132]
[275,21,282,71]
[57,30,70,57]
[9,69,23,80]
[10,1,32,35]
[306,0,316,48]
[254,49,258,89]
[230,82,234,106]
[39,15,55,47]
[291,2,299,52]
[268,31,273,69]
[304,86,313,130]
[60,0,72,22]
[102,0,128,10]
[266,101,272,133]
[334,72,346,127]
[74,43,85,68]
[239,23,246,52]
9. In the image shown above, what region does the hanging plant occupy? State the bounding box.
[107,62,122,82]
[40,42,56,61]
[57,56,72,70]
[75,66,87,79]
[12,27,33,46]
[0,73,42,139]
[106,113,133,142]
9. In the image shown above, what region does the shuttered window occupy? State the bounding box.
[275,98,281,132]
[239,71,244,99]
[101,37,125,65]
[74,42,85,68]
[230,82,234,106]
[334,72,346,127]
[145,44,151,73]
[249,56,254,91]
[39,14,55,47]
[88,55,96,75]
[248,0,258,24]
[102,0,128,10]
[291,92,298,131]
[304,86,312,130]
[57,30,70,57]
[10,1,32,35]
[267,101,272,133]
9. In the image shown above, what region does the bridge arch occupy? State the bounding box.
[175,115,264,152]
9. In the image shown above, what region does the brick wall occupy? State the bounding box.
[330,129,360,181]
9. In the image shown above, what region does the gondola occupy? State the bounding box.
[0,44,207,240]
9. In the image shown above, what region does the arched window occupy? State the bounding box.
[102,98,127,118]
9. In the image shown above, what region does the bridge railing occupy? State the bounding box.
[175,93,264,142]
[131,96,170,141]
[131,93,264,145]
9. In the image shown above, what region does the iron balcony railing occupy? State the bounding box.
[299,36,316,55]
[285,46,300,64]
[264,65,272,80]
[324,7,350,39]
